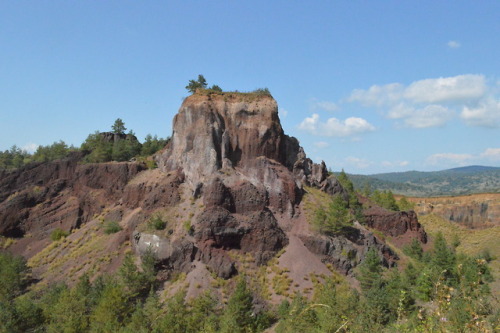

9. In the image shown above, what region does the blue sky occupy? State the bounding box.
[1,1,499,174]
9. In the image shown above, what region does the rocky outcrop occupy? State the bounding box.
[299,223,398,275]
[1,91,429,288]
[411,194,500,228]
[156,93,345,215]
[363,207,427,244]
[193,206,288,277]
[0,153,146,238]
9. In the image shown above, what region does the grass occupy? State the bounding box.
[0,236,16,249]
[103,220,122,234]
[192,87,273,102]
[50,228,69,241]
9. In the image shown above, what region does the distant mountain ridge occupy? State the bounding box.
[347,165,500,197]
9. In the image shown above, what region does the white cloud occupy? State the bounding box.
[481,148,500,161]
[426,153,474,166]
[404,75,486,104]
[299,113,375,137]
[382,160,409,167]
[348,83,403,107]
[426,148,500,167]
[387,103,454,128]
[447,40,461,49]
[345,156,372,169]
[22,143,39,153]
[460,97,500,127]
[313,141,330,149]
[298,113,319,132]
[347,74,496,128]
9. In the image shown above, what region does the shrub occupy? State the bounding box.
[51,228,69,241]
[148,215,166,231]
[103,221,122,234]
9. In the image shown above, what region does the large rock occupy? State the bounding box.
[299,223,398,275]
[0,154,146,238]
[193,206,288,277]
[364,207,427,244]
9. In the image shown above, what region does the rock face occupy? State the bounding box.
[0,153,146,238]
[0,91,426,287]
[364,207,427,244]
[156,93,344,215]
[410,194,500,228]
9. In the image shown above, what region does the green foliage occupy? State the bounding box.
[90,282,130,332]
[357,248,383,291]
[209,84,223,92]
[148,214,166,231]
[397,196,415,211]
[140,134,168,156]
[50,228,69,241]
[103,220,122,234]
[251,87,272,96]
[313,194,352,235]
[403,237,424,260]
[0,252,29,302]
[111,118,126,135]
[186,74,208,93]
[81,131,113,163]
[220,277,257,333]
[0,145,31,170]
[32,140,73,163]
[371,189,399,211]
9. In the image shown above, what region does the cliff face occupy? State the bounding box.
[0,92,425,296]
[410,193,500,228]
[157,93,343,216]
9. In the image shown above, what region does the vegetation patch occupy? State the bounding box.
[50,228,69,241]
[103,220,122,234]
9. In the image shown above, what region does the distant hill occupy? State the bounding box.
[346,166,500,197]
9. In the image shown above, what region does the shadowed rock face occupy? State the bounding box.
[0,153,147,238]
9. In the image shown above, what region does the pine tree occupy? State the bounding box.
[111,118,126,134]
[357,248,383,291]
[220,277,255,333]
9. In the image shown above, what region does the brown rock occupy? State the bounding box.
[364,207,427,244]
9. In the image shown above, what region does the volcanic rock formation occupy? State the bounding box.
[0,91,426,291]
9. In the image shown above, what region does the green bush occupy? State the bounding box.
[148,215,166,231]
[103,221,122,234]
[50,228,69,241]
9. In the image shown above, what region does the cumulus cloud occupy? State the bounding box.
[382,160,410,168]
[461,98,500,127]
[426,153,474,166]
[348,83,403,107]
[298,113,375,137]
[481,148,500,161]
[447,40,461,48]
[347,74,498,128]
[404,75,486,104]
[345,156,372,169]
[389,104,454,128]
[426,148,500,166]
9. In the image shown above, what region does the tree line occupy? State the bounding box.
[0,119,168,170]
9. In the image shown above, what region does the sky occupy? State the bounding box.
[1,1,499,175]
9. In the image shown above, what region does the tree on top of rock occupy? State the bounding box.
[186,74,208,93]
[111,118,126,135]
